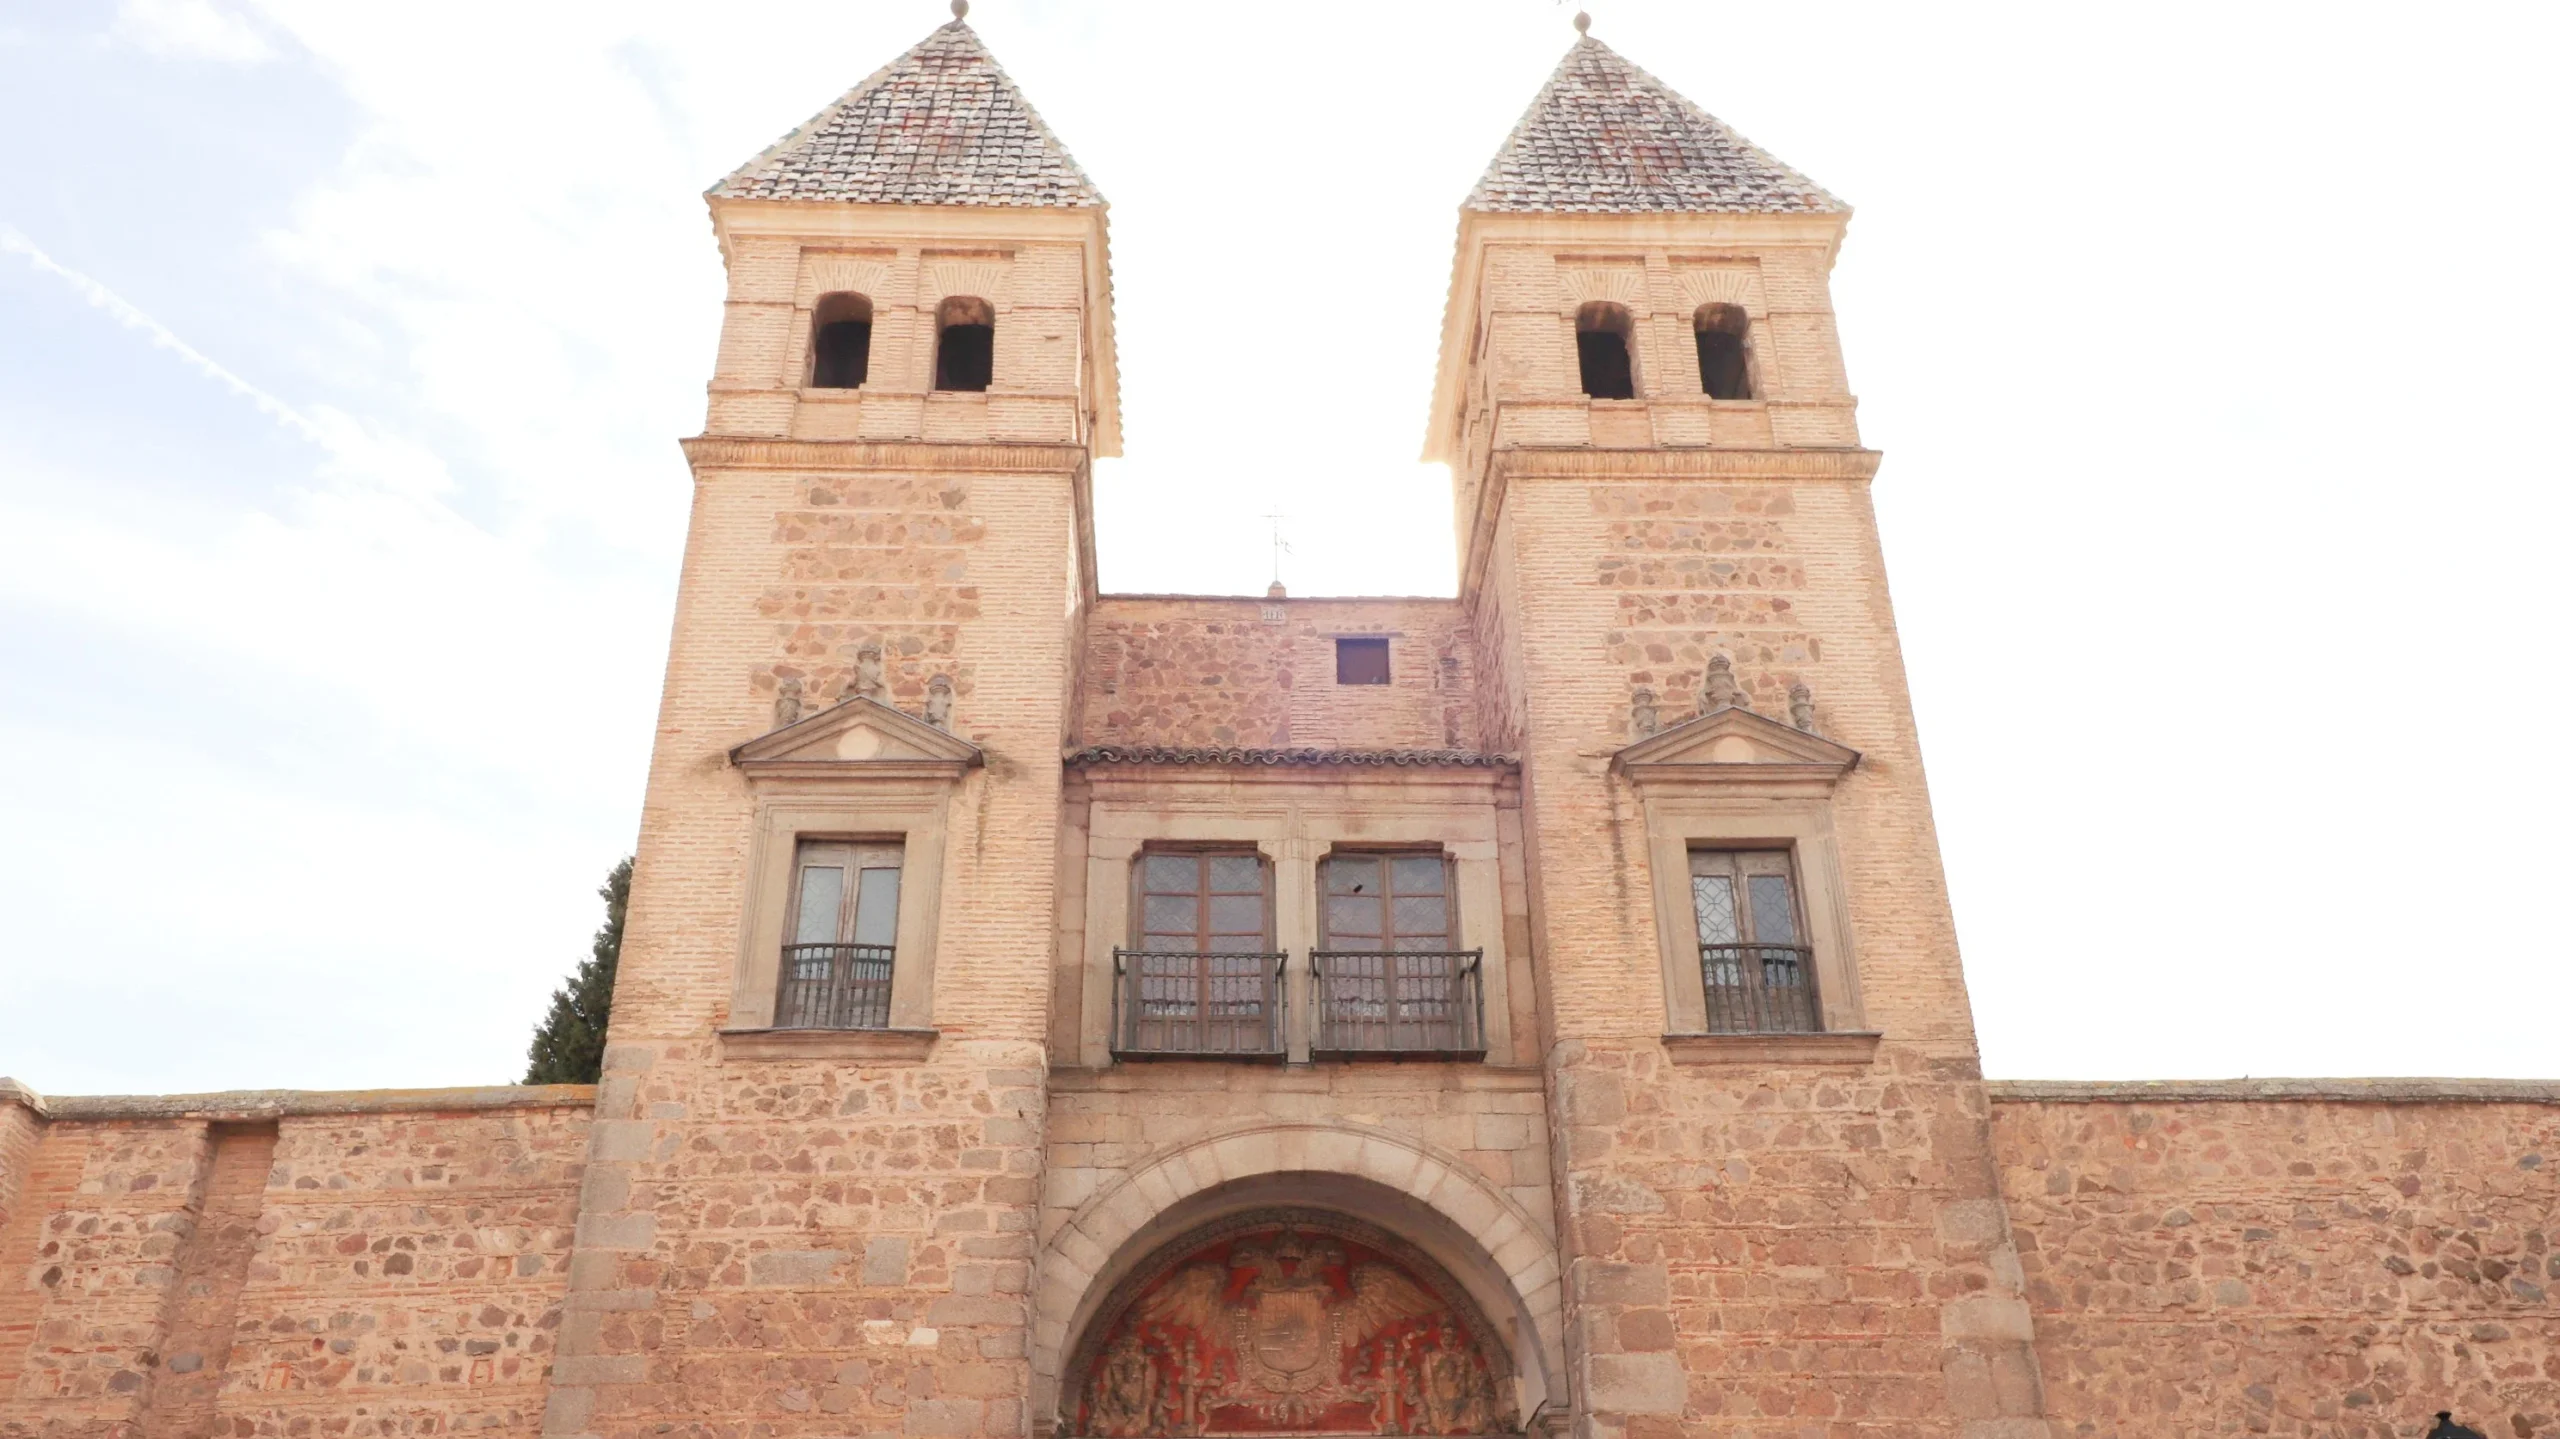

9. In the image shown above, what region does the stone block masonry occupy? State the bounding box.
[1991,1082,2560,1439]
[0,1085,592,1439]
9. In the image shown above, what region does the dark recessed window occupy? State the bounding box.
[808,291,874,389]
[1336,636,1391,685]
[1694,302,1753,400]
[934,295,994,392]
[1576,301,1636,400]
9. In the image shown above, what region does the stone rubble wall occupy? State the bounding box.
[1989,1083,2560,1439]
[1079,597,1478,752]
[0,1087,592,1439]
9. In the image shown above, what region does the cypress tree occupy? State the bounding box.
[522,856,633,1085]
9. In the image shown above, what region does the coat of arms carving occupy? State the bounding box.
[1074,1218,1517,1438]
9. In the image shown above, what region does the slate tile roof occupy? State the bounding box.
[714,20,1102,207]
[1468,36,1842,215]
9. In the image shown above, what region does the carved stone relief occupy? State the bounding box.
[1070,1211,1518,1438]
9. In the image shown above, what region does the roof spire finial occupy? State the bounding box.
[1572,10,1591,35]
[950,0,968,18]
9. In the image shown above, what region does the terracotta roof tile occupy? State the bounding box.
[714,20,1101,208]
[1468,36,1842,215]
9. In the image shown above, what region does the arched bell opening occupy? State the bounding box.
[1048,1173,1555,1439]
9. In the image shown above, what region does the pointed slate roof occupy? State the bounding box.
[1467,36,1842,215]
[714,19,1102,207]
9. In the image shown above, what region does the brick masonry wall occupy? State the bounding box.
[1991,1087,2560,1439]
[1079,597,1478,751]
[0,1093,590,1439]
[556,439,1079,1439]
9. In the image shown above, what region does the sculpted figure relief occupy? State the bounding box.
[1074,1220,1517,1438]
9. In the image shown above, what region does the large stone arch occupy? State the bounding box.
[1031,1121,1566,1427]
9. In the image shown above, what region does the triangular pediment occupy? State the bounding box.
[1613,704,1859,786]
[730,696,982,775]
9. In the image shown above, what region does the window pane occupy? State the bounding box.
[1327,894,1383,940]
[794,867,846,946]
[1208,933,1268,954]
[1208,854,1262,893]
[1335,637,1391,685]
[1143,894,1199,938]
[1691,874,1738,945]
[851,866,901,947]
[1747,874,1799,945]
[1325,855,1380,895]
[1393,895,1450,944]
[1143,853,1202,893]
[1389,855,1447,895]
[1208,894,1263,935]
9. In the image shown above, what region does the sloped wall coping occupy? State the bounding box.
[0,1079,596,1122]
[1989,1077,2560,1105]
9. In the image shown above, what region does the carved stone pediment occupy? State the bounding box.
[1611,704,1859,790]
[729,696,982,779]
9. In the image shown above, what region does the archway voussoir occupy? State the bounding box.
[1512,1250,1560,1301]
[1353,1134,1423,1190]
[1210,1130,1277,1179]
[1177,1143,1225,1192]
[1304,1129,1362,1173]
[1053,1223,1107,1278]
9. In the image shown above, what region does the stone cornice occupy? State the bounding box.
[1066,746,1515,770]
[681,436,1091,473]
[1492,444,1881,482]
[1988,1078,2560,1106]
[21,1083,596,1123]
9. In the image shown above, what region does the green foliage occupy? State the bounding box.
[522,856,633,1086]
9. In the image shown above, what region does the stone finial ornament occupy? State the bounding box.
[1702,654,1745,712]
[1573,11,1592,35]
[1630,687,1659,738]
[852,642,887,702]
[951,0,968,17]
[925,674,955,730]
[1788,682,1817,734]
[773,675,803,730]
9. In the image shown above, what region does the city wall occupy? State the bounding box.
[0,1084,592,1439]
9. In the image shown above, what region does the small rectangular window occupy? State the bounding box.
[1688,849,1817,1034]
[778,840,902,1029]
[1335,636,1391,685]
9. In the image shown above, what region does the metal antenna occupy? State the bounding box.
[1261,510,1291,595]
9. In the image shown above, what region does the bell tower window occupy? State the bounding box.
[808,292,873,389]
[934,295,995,392]
[1575,301,1636,400]
[1695,302,1753,399]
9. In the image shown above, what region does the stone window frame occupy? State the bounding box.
[1076,797,1513,1068]
[1637,795,1868,1045]
[722,783,956,1060]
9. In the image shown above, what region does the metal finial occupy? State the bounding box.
[951,0,968,17]
[1573,11,1591,35]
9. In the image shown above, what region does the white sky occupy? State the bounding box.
[1,0,2553,1094]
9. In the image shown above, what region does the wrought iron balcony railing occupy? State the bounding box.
[1310,949,1486,1059]
[1699,943,1820,1035]
[1110,948,1288,1060]
[776,943,895,1030]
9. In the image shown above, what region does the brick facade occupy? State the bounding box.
[3,18,2552,1439]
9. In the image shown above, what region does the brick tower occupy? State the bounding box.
[546,16,1114,1439]
[1424,25,2054,1439]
